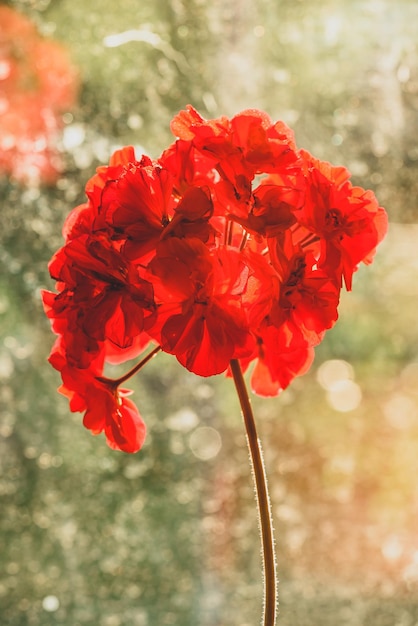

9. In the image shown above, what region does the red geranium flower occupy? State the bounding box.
[170,105,301,218]
[46,335,147,453]
[148,237,255,375]
[43,105,388,452]
[248,322,315,397]
[267,232,341,343]
[83,383,146,454]
[297,150,388,289]
[159,139,217,197]
[45,234,156,367]
[89,155,216,262]
[170,105,298,173]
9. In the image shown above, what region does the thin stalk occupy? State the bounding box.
[230,359,277,626]
[98,345,162,388]
[114,345,161,386]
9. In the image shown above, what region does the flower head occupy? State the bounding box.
[44,105,388,451]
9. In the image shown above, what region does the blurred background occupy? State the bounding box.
[1,0,418,624]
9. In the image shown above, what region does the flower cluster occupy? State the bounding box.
[0,6,78,184]
[43,105,387,452]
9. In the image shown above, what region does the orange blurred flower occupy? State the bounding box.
[0,6,79,184]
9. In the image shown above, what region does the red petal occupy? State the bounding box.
[105,397,147,454]
[170,105,206,139]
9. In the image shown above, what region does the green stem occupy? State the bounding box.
[230,359,277,626]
